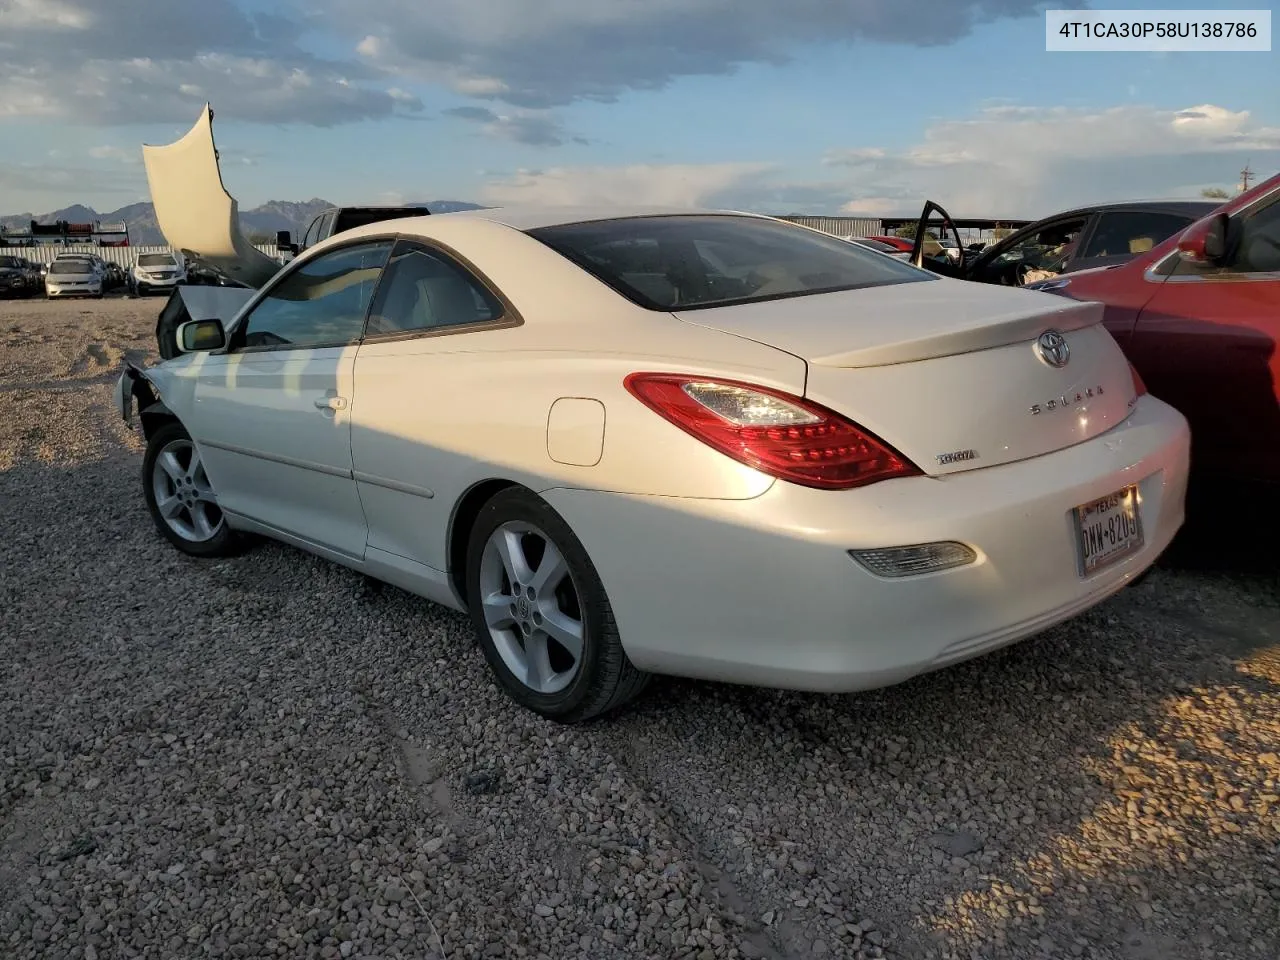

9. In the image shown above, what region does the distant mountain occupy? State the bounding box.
[0,199,488,246]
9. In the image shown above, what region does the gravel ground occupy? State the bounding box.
[2,295,1278,960]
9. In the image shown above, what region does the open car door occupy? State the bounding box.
[908,200,968,278]
[142,104,283,290]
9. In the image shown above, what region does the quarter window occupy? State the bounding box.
[364,241,503,336]
[236,241,392,350]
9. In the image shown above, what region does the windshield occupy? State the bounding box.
[0,256,19,268]
[49,261,91,275]
[528,215,931,311]
[138,254,176,267]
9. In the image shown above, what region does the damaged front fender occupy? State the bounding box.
[115,363,174,439]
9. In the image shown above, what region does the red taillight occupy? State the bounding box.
[623,373,922,490]
[1130,363,1147,397]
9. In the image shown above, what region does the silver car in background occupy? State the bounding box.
[44,258,103,299]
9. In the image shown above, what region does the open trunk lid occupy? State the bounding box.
[674,279,1140,476]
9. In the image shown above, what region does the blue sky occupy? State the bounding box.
[0,0,1274,218]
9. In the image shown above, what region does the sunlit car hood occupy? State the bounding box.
[142,104,283,289]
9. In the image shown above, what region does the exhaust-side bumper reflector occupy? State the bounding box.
[848,541,978,578]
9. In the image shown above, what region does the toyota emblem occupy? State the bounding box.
[1035,330,1071,368]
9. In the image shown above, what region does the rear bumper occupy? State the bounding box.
[542,395,1190,692]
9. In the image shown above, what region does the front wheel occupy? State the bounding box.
[464,487,649,723]
[142,421,242,557]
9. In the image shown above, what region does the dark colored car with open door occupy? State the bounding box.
[906,199,1220,287]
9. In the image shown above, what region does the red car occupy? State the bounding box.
[865,235,914,252]
[1028,172,1280,490]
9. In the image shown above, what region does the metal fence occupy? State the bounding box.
[1,243,284,268]
[775,216,883,238]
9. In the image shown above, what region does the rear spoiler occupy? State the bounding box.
[142,104,284,290]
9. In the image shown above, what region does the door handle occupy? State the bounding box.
[314,396,348,410]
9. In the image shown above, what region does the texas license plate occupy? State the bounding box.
[1074,485,1144,576]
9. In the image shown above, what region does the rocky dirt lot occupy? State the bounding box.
[1,296,1278,960]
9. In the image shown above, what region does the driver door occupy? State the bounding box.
[183,239,393,558]
[965,214,1093,286]
[907,201,967,278]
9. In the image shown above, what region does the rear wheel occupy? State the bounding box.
[464,487,649,723]
[142,421,242,557]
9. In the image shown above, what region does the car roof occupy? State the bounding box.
[1041,199,1220,220]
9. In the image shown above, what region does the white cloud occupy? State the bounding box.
[443,105,582,147]
[0,0,91,29]
[339,0,1068,109]
[0,0,424,125]
[88,145,138,164]
[476,102,1277,218]
[821,102,1280,217]
[481,162,777,207]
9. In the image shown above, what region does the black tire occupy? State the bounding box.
[142,420,243,558]
[464,487,649,723]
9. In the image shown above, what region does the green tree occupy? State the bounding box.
[893,223,917,240]
[1201,187,1230,199]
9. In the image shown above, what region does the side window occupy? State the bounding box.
[364,241,504,337]
[300,216,322,250]
[992,218,1090,268]
[316,211,336,242]
[236,241,393,350]
[975,217,1089,284]
[1079,211,1192,260]
[1229,197,1280,274]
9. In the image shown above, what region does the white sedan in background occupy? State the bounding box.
[117,204,1190,722]
[45,257,103,298]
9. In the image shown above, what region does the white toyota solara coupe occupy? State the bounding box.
[116,204,1191,722]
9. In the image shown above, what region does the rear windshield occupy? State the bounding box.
[49,261,90,275]
[0,257,19,268]
[527,215,932,310]
[138,254,176,266]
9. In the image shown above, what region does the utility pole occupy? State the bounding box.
[1239,161,1254,193]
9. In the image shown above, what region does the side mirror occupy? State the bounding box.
[1177,212,1228,264]
[177,318,226,353]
